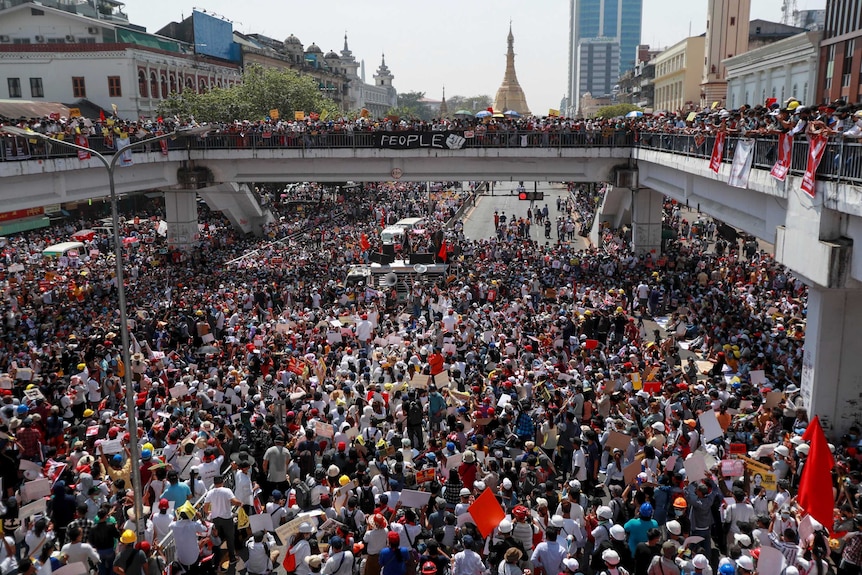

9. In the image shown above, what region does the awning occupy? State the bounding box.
[116,28,182,53]
[0,99,70,121]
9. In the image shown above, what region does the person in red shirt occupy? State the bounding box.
[458,450,479,491]
[428,348,444,378]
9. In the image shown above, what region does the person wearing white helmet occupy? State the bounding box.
[600,549,624,575]
[592,506,614,550]
[648,421,666,449]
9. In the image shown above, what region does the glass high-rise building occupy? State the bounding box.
[567,0,643,116]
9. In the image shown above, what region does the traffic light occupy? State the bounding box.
[518,191,544,200]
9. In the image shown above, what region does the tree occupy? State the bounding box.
[386,91,433,120]
[156,64,339,123]
[446,94,493,113]
[591,103,643,119]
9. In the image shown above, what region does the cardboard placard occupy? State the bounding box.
[314,421,334,438]
[764,391,784,409]
[410,374,430,389]
[433,372,450,387]
[756,546,786,575]
[623,460,642,485]
[606,431,631,452]
[399,489,431,508]
[19,460,42,474]
[23,387,43,400]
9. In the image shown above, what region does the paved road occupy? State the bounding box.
[462,182,591,252]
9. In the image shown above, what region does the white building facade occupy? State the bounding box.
[0,2,241,119]
[724,31,821,109]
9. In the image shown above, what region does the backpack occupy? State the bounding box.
[343,509,364,538]
[298,444,315,478]
[407,401,423,426]
[522,469,538,498]
[294,480,312,510]
[359,486,376,515]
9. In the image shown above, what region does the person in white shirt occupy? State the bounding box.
[169,508,208,570]
[197,446,225,490]
[530,527,567,575]
[452,535,484,575]
[203,475,241,566]
[290,523,315,575]
[151,499,173,543]
[321,536,354,575]
[233,460,255,508]
[244,531,278,575]
[60,526,99,567]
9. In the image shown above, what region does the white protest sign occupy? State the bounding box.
[249,513,275,533]
[18,497,46,520]
[169,384,189,399]
[698,410,724,443]
[399,489,431,508]
[100,439,123,455]
[756,547,786,575]
[445,452,463,470]
[52,563,89,575]
[683,452,708,483]
[749,370,766,386]
[21,478,51,502]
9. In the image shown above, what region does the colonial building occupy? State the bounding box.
[701,0,751,108]
[0,2,241,119]
[725,31,821,109]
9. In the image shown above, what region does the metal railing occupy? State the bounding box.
[636,132,862,183]
[158,493,207,566]
[4,129,862,185]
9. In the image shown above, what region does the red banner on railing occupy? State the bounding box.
[0,207,43,223]
[709,132,726,173]
[75,135,90,160]
[770,133,793,181]
[800,135,828,198]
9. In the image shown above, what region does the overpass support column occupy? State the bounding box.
[801,286,862,435]
[164,190,199,251]
[631,187,662,256]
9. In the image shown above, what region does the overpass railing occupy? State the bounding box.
[637,132,862,183]
[3,129,862,185]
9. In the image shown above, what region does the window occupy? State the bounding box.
[30,7,43,15]
[108,76,121,97]
[29,77,43,98]
[12,38,30,44]
[730,16,736,25]
[7,78,21,98]
[72,76,86,98]
[46,38,64,44]
[138,70,147,98]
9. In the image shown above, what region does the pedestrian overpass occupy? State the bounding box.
[2,129,862,433]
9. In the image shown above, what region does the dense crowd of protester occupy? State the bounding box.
[0,113,857,575]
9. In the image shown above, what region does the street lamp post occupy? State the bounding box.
[0,124,207,538]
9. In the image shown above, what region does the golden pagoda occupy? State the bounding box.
[493,24,531,116]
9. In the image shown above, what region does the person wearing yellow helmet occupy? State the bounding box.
[114,529,147,575]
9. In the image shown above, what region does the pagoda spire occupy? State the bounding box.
[493,23,530,115]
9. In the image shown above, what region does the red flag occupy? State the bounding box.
[801,135,828,198]
[486,107,494,113]
[709,132,726,173]
[99,110,105,123]
[770,132,794,182]
[467,486,506,537]
[438,240,448,262]
[360,233,370,251]
[798,416,835,529]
